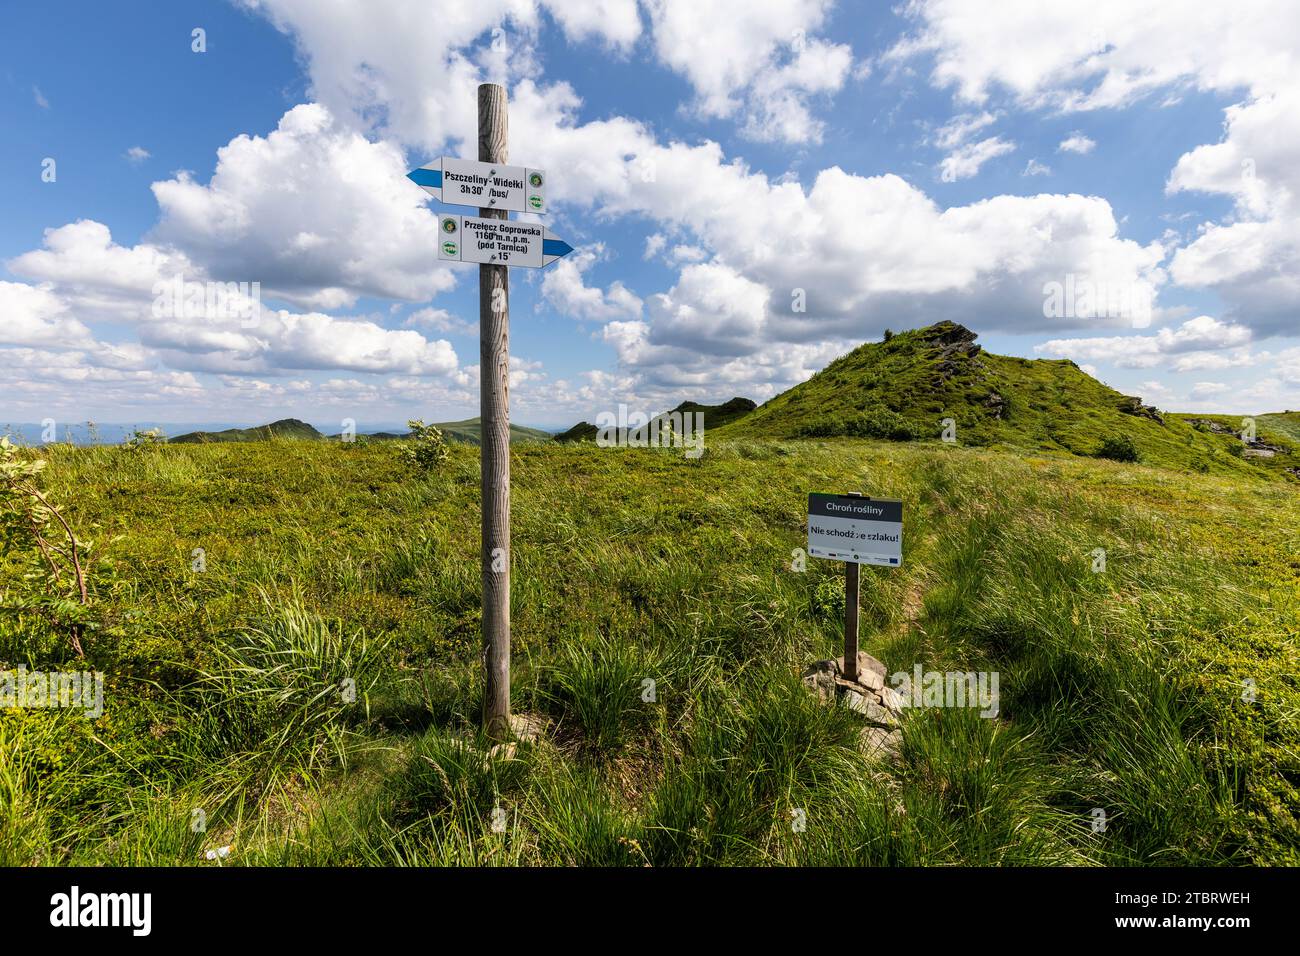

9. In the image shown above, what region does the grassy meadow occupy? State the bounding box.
[1,435,1297,865]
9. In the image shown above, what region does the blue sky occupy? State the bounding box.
[2,0,1297,432]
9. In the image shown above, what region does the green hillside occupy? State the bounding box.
[1170,412,1300,481]
[169,418,322,443]
[432,417,554,446]
[169,417,551,446]
[553,421,598,443]
[556,397,756,443]
[663,396,757,431]
[1259,411,1300,445]
[720,321,1296,481]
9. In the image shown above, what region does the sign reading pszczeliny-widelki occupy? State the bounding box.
[407,157,546,214]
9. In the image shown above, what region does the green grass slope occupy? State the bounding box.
[169,418,322,443]
[1169,412,1300,481]
[555,397,756,444]
[719,322,1294,481]
[3,437,1297,865]
[666,396,757,431]
[433,417,553,445]
[1259,411,1300,445]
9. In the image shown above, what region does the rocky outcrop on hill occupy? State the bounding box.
[922,321,985,380]
[1118,395,1165,425]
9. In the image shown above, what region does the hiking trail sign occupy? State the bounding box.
[435,214,573,267]
[408,157,547,213]
[403,84,579,742]
[807,492,903,685]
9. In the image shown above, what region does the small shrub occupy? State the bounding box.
[122,427,164,450]
[1095,434,1140,462]
[0,437,94,656]
[797,407,919,441]
[811,575,845,621]
[400,420,450,471]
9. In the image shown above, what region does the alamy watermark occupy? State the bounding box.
[1043,274,1151,329]
[50,886,150,936]
[0,666,104,718]
[595,404,705,459]
[890,665,999,717]
[152,273,260,327]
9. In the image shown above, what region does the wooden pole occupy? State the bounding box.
[843,491,863,683]
[478,83,511,740]
[844,561,860,683]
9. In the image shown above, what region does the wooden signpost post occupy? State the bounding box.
[477,84,511,741]
[408,84,573,740]
[807,492,903,682]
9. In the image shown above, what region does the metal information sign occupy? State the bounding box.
[435,214,572,268]
[807,491,903,684]
[807,493,903,567]
[408,157,546,213]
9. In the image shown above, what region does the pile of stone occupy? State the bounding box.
[802,652,904,760]
[450,712,547,766]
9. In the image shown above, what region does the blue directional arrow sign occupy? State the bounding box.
[435,214,573,268]
[408,157,546,213]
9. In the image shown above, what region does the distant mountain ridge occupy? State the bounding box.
[169,419,321,443]
[430,418,553,445]
[555,397,757,443]
[168,417,551,446]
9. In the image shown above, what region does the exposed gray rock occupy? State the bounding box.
[841,688,871,715]
[983,391,1008,420]
[859,726,902,760]
[803,651,903,749]
[878,684,906,712]
[1187,417,1235,435]
[860,699,900,728]
[509,712,547,743]
[1117,395,1165,425]
[801,660,839,702]
[835,652,887,686]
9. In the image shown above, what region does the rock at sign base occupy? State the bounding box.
[836,652,887,690]
[509,712,547,744]
[487,742,518,762]
[800,660,840,702]
[842,690,900,728]
[859,725,902,760]
[878,684,906,712]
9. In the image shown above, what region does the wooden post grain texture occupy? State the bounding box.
[478,83,511,740]
[843,491,864,682]
[844,560,860,683]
